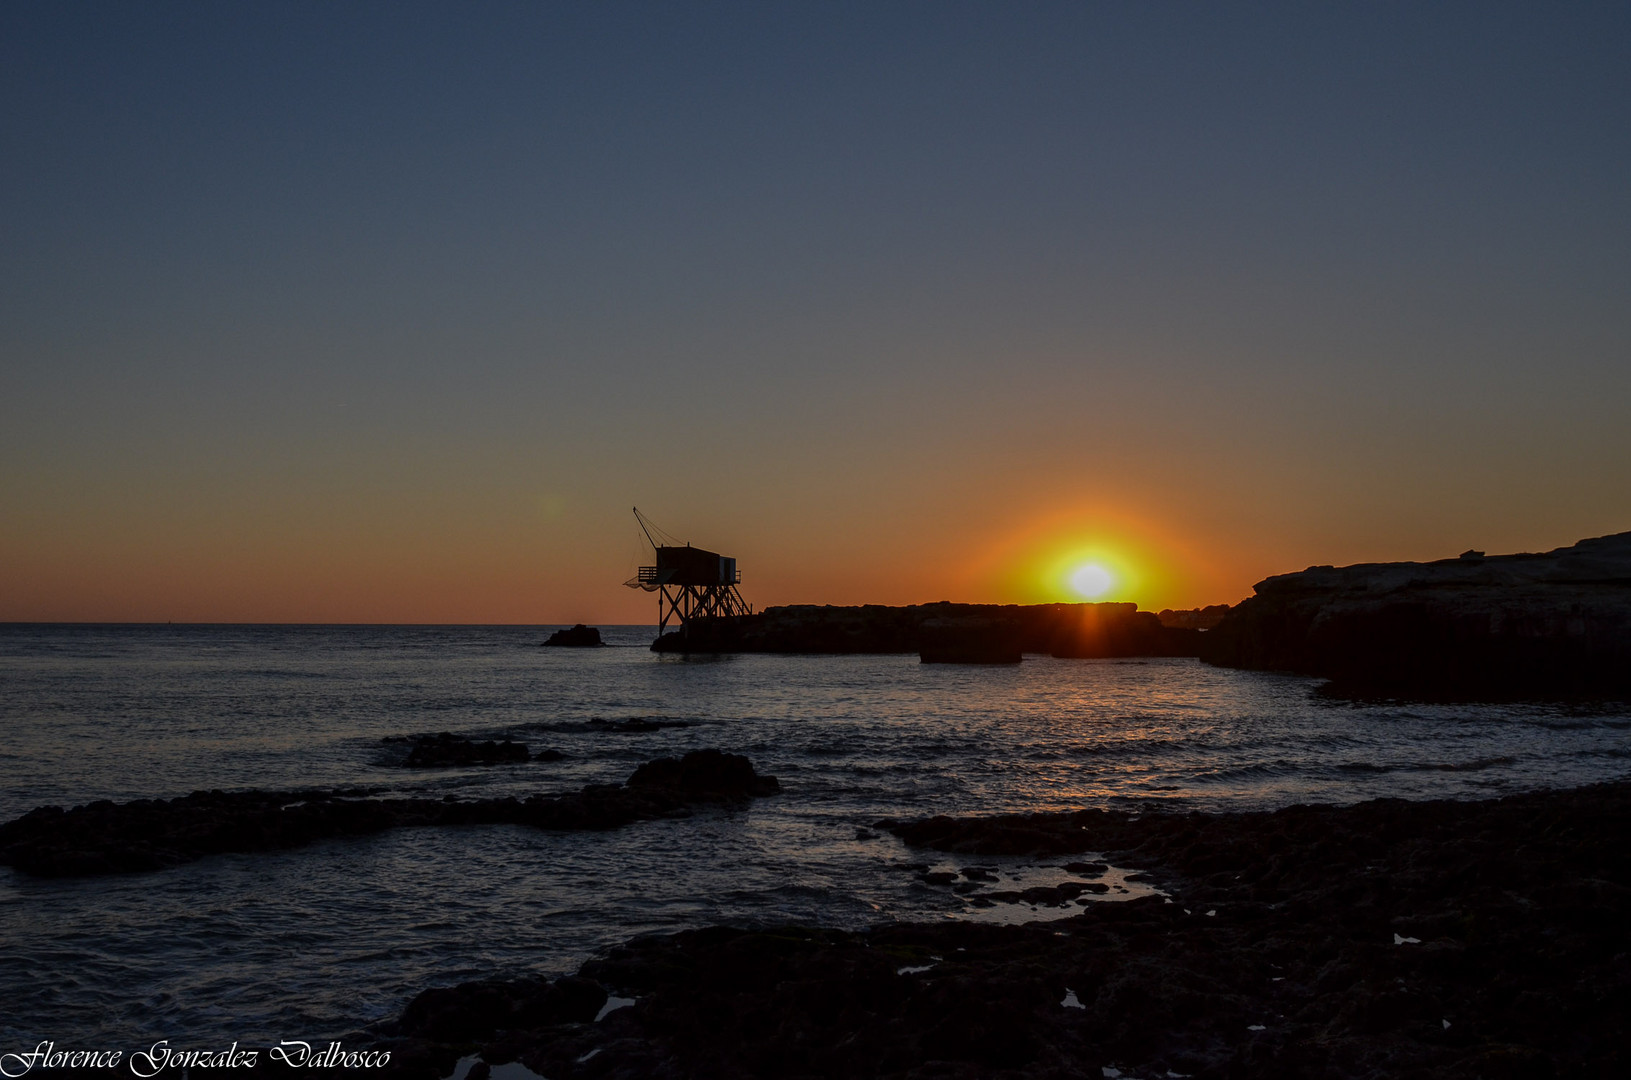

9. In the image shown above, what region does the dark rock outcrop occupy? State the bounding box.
[626,748,781,797]
[918,618,1024,664]
[1157,604,1231,631]
[1201,531,1631,699]
[543,624,604,647]
[586,717,690,734]
[652,602,1200,659]
[0,751,778,878]
[402,733,530,767]
[373,781,1631,1079]
[1046,603,1194,659]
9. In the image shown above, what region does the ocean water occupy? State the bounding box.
[2,623,1629,1048]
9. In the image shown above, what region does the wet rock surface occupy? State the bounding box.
[372,781,1629,1079]
[0,751,777,878]
[1201,531,1631,700]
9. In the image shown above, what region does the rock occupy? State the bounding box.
[403,732,531,767]
[368,779,1631,1080]
[1063,861,1108,876]
[396,974,607,1043]
[1201,532,1631,699]
[918,619,1023,664]
[650,601,1202,657]
[531,748,566,762]
[0,750,779,877]
[1047,603,1196,659]
[625,749,780,798]
[587,717,690,733]
[542,624,604,647]
[1156,604,1232,630]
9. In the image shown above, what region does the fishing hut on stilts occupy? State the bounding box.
[624,508,752,647]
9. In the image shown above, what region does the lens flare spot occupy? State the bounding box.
[1070,564,1114,598]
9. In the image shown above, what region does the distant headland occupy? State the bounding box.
[646,531,1631,700]
[651,601,1208,661]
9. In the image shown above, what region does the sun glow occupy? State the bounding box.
[1069,563,1114,598]
[1035,542,1141,603]
[959,504,1216,610]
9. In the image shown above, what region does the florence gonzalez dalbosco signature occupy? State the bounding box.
[1,1041,391,1075]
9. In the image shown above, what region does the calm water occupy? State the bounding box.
[2,623,1629,1048]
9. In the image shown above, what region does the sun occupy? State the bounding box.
[964,504,1210,608]
[1069,563,1115,598]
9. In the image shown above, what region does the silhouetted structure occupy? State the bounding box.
[624,508,751,644]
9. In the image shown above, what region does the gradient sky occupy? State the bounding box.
[3,1,1628,623]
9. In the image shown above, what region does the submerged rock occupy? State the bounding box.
[1201,531,1631,699]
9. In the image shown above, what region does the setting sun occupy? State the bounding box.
[957,504,1222,610]
[1069,563,1114,598]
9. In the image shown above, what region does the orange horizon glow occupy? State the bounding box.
[2,486,1615,624]
[955,505,1224,614]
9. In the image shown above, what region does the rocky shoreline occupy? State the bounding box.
[651,602,1202,659]
[0,750,778,878]
[1201,531,1631,700]
[646,532,1631,702]
[371,780,1630,1079]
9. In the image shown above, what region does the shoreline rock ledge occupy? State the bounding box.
[652,601,1203,659]
[1200,531,1631,700]
[0,750,778,877]
[374,780,1631,1080]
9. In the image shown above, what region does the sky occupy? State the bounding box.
[2,1,1628,623]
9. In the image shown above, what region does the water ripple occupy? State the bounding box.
[2,624,1628,1046]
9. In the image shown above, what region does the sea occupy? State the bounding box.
[2,623,1629,1052]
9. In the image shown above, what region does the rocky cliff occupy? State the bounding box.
[1200,531,1631,699]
